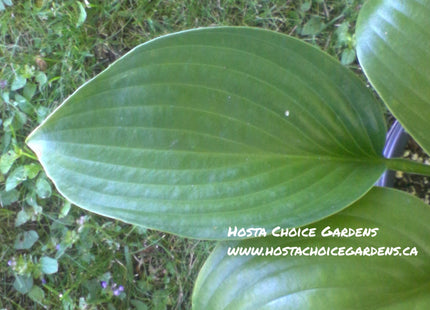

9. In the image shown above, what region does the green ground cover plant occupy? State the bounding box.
[2,0,428,309]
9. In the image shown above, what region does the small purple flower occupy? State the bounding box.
[7,258,16,267]
[100,281,108,289]
[0,80,7,89]
[56,244,61,251]
[41,277,46,284]
[112,284,124,296]
[77,216,86,226]
[100,280,124,296]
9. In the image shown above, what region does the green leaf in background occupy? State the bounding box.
[11,75,26,91]
[25,193,43,214]
[12,110,28,131]
[13,275,34,294]
[356,0,430,154]
[193,187,430,309]
[23,82,37,100]
[131,299,149,310]
[27,27,387,239]
[0,149,20,174]
[5,166,28,191]
[300,1,312,12]
[15,93,35,114]
[35,71,47,87]
[340,48,356,66]
[76,1,87,28]
[1,91,10,105]
[24,163,41,179]
[35,175,52,199]
[0,189,19,207]
[40,256,58,274]
[59,200,72,218]
[14,230,39,250]
[15,209,31,227]
[301,16,325,36]
[3,0,13,7]
[28,286,45,304]
[36,106,51,124]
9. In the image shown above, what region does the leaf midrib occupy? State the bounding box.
[31,138,383,164]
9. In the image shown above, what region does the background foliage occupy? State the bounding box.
[1,0,367,309]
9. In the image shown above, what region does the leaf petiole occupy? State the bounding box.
[383,158,430,177]
[20,150,38,161]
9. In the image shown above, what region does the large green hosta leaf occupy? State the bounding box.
[27,27,386,239]
[356,0,430,154]
[193,187,430,309]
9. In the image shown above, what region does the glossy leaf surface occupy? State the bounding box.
[27,27,386,239]
[356,0,430,154]
[193,187,430,309]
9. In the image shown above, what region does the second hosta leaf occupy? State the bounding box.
[356,0,430,154]
[27,27,386,239]
[193,187,430,309]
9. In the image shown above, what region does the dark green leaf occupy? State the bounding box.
[0,189,19,206]
[301,16,325,36]
[356,0,430,154]
[131,300,148,310]
[193,187,430,309]
[27,28,386,239]
[300,1,312,12]
[341,49,356,65]
[15,209,31,227]
[23,82,37,100]
[15,94,35,114]
[14,230,39,249]
[28,286,45,303]
[13,110,28,130]
[13,275,34,294]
